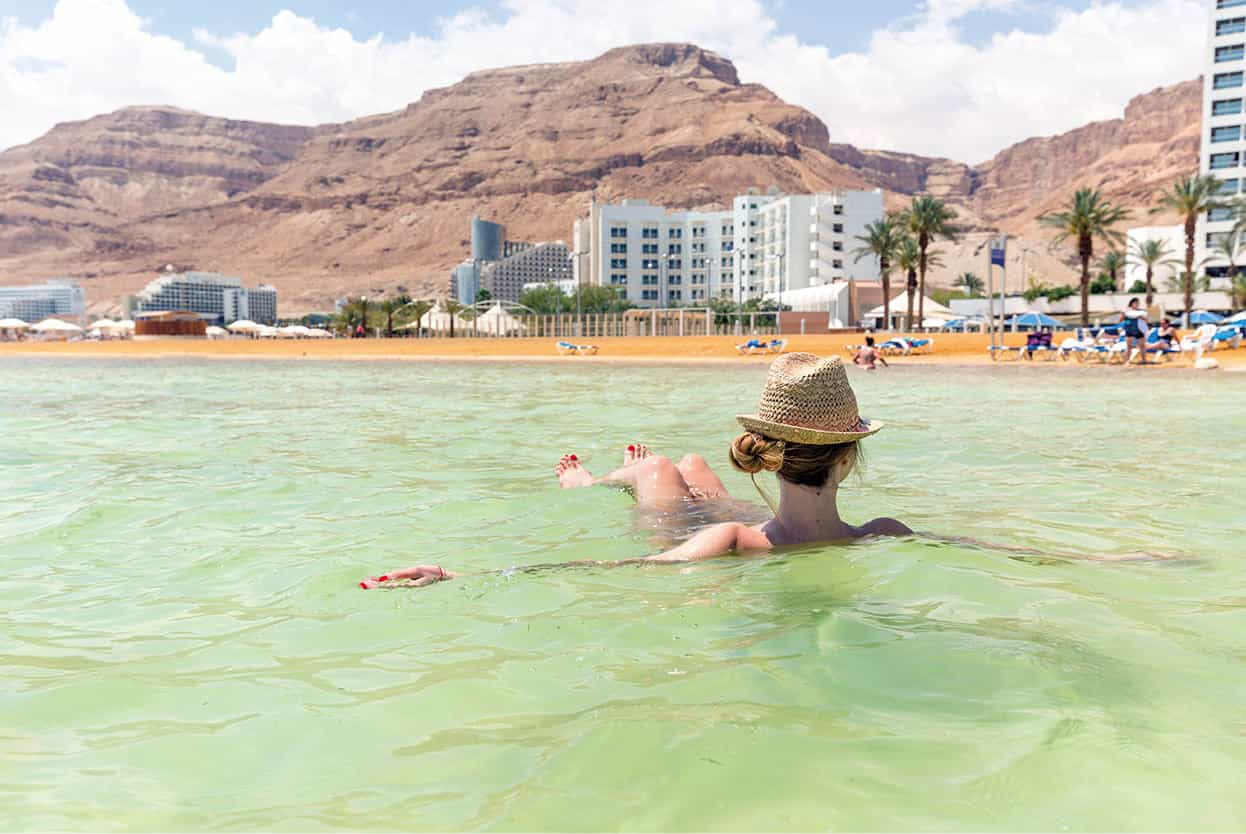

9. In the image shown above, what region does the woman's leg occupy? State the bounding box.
[676,454,730,499]
[557,453,694,505]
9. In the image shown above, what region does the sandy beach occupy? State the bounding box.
[3,332,1245,369]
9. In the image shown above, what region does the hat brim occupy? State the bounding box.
[736,415,884,444]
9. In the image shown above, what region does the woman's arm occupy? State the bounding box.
[359,524,773,589]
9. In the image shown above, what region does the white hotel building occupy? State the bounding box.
[1202,0,1246,275]
[574,189,884,308]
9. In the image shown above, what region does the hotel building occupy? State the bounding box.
[126,271,278,325]
[1202,0,1246,276]
[575,189,883,308]
[0,279,86,321]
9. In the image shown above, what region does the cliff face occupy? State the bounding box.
[0,44,1201,312]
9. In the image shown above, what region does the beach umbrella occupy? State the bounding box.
[0,317,30,329]
[31,318,83,333]
[1005,311,1065,329]
[228,319,261,333]
[1189,310,1224,325]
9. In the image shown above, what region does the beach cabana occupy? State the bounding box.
[31,318,83,340]
[0,317,29,340]
[1005,311,1067,331]
[228,319,261,335]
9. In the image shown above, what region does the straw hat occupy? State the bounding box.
[737,353,883,444]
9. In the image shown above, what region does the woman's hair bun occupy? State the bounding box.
[730,431,785,475]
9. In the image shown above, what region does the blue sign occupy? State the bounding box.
[990,236,1007,267]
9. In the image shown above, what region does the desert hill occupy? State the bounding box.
[0,44,1200,313]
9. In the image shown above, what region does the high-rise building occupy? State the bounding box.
[1202,0,1245,276]
[0,279,86,321]
[481,243,572,302]
[575,190,884,308]
[127,271,278,324]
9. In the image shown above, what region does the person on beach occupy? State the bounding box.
[361,353,911,588]
[1121,298,1151,364]
[853,336,888,370]
[1152,320,1179,351]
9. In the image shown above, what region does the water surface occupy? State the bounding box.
[2,358,1245,831]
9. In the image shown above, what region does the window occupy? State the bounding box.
[642,275,659,286]
[1213,125,1242,143]
[1220,178,1241,195]
[1218,44,1245,62]
[1209,207,1236,222]
[610,257,627,269]
[832,223,844,233]
[641,227,659,239]
[610,274,628,285]
[642,243,658,254]
[1219,17,1246,35]
[610,226,627,238]
[1211,151,1241,169]
[1215,71,1244,89]
[833,205,845,215]
[668,228,682,239]
[610,243,627,253]
[1214,98,1243,116]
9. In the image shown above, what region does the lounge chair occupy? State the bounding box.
[1179,324,1218,359]
[988,343,1025,361]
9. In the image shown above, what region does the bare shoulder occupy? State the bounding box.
[860,517,913,537]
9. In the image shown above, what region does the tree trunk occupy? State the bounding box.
[1078,234,1092,327]
[1183,215,1197,326]
[905,269,917,331]
[917,232,929,323]
[879,257,890,332]
[1145,266,1154,308]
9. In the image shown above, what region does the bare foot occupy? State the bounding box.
[623,443,651,466]
[555,454,595,489]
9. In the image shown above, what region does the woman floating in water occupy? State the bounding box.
[361,353,911,588]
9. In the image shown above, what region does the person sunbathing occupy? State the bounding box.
[360,353,910,587]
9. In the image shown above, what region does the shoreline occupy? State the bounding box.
[3,333,1244,371]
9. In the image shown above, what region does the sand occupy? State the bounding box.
[3,333,1244,370]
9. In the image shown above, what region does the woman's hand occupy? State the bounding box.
[360,564,456,589]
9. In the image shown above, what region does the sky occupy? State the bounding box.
[0,0,1207,162]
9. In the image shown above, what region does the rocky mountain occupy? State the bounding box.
[0,44,1201,313]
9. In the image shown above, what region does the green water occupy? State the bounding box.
[3,358,1246,831]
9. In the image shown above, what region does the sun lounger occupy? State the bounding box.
[556,340,598,356]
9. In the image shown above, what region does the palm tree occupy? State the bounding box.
[443,298,464,339]
[1155,174,1226,323]
[1126,238,1181,307]
[1215,233,1243,309]
[1098,250,1126,291]
[898,196,958,322]
[1040,187,1131,325]
[953,271,984,296]
[852,216,903,330]
[379,294,412,338]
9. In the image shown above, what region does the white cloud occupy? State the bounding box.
[0,0,1205,162]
